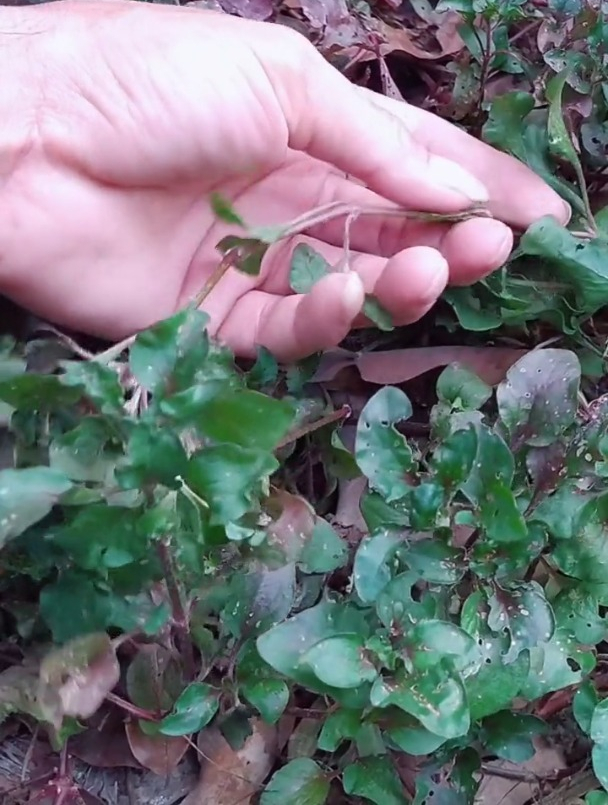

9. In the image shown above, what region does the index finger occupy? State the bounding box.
[360,88,570,230]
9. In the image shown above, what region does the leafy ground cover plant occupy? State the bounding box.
[1,0,608,803]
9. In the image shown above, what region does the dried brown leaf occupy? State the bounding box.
[125,721,189,776]
[181,720,277,805]
[314,346,527,387]
[70,708,141,770]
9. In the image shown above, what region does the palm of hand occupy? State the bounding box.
[1,0,568,360]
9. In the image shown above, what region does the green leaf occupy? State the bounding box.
[436,364,492,410]
[186,445,277,525]
[317,709,361,751]
[586,792,608,804]
[553,587,607,644]
[573,680,599,734]
[462,426,527,543]
[531,480,592,540]
[299,520,348,574]
[40,575,114,642]
[118,421,188,489]
[590,698,608,745]
[240,678,289,724]
[546,69,589,205]
[553,494,608,581]
[52,504,146,570]
[403,538,465,584]
[353,531,402,603]
[248,347,278,389]
[496,349,580,448]
[302,635,378,689]
[355,387,413,502]
[519,216,608,313]
[59,361,124,415]
[129,308,209,392]
[482,711,547,762]
[431,426,478,490]
[407,621,479,675]
[49,418,117,483]
[409,482,444,530]
[487,582,555,663]
[222,564,295,638]
[384,714,446,755]
[159,682,219,736]
[371,666,470,739]
[483,92,583,212]
[194,389,294,451]
[216,235,270,276]
[261,758,330,805]
[521,628,595,700]
[376,572,437,629]
[257,598,369,697]
[592,743,608,794]
[0,467,72,547]
[0,374,82,411]
[342,756,407,805]
[210,192,246,227]
[363,295,394,331]
[289,245,331,294]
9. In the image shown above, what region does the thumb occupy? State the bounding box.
[279,37,488,212]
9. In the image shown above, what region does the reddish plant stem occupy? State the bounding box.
[276,404,351,449]
[106,691,159,721]
[156,537,196,680]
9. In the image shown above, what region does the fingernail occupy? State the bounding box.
[562,200,572,225]
[428,156,489,203]
[423,261,449,303]
[343,272,364,317]
[496,230,514,264]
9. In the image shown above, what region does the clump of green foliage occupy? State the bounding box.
[1,311,608,802]
[1,0,608,802]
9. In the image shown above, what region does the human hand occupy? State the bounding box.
[0,0,568,360]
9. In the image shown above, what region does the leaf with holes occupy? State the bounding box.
[371,666,470,739]
[487,581,554,663]
[496,349,580,448]
[481,711,548,763]
[355,387,414,502]
[462,426,527,543]
[376,572,437,629]
[552,587,607,645]
[317,709,361,752]
[520,628,595,700]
